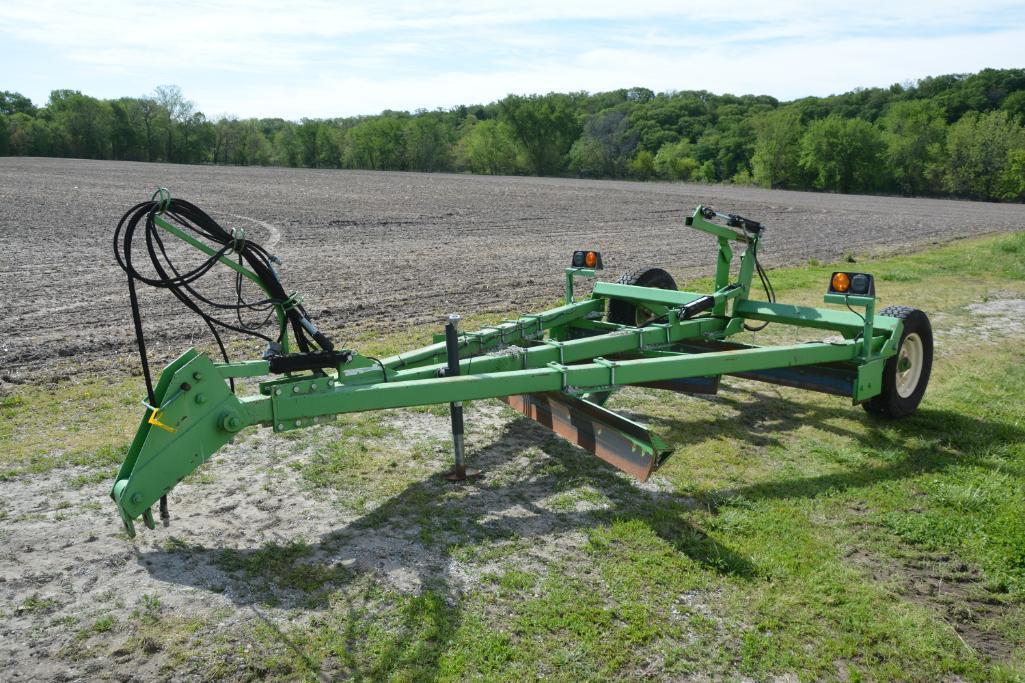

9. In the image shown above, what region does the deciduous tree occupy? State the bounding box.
[800,116,885,193]
[499,93,581,176]
[751,108,803,189]
[456,118,520,175]
[945,110,1025,200]
[879,100,947,195]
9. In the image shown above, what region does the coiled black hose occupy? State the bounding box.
[113,194,331,400]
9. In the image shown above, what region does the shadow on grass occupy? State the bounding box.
[137,414,755,678]
[724,403,1023,504]
[642,384,1024,505]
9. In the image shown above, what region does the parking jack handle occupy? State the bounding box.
[444,314,480,481]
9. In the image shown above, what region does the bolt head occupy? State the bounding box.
[194,393,207,405]
[220,412,243,432]
[192,371,204,381]
[130,493,142,504]
[292,386,300,393]
[294,420,302,427]
[277,423,284,430]
[274,388,282,396]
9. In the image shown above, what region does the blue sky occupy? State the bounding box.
[1,1,1023,120]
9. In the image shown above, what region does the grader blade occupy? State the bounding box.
[500,392,669,481]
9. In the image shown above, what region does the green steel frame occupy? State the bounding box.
[111,205,904,536]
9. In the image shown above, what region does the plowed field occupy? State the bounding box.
[3,157,1022,380]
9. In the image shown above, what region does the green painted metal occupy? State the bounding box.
[592,282,708,308]
[734,300,891,337]
[824,293,876,356]
[564,267,599,303]
[216,360,271,378]
[152,214,292,354]
[113,351,244,537]
[257,340,860,421]
[111,203,916,536]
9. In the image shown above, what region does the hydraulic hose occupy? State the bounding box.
[113,192,333,398]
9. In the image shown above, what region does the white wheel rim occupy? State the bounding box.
[895,333,924,399]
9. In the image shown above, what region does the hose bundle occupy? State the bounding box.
[113,192,333,401]
[743,259,777,332]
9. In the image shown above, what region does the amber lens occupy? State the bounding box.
[831,272,851,292]
[585,251,597,268]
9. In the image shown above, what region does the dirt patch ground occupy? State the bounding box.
[0,400,676,680]
[847,543,1017,662]
[2,157,1024,380]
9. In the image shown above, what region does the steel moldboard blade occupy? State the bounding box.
[500,392,666,481]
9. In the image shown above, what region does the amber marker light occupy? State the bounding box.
[831,272,851,293]
[585,251,597,268]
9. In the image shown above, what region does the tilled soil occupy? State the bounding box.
[3,157,1024,380]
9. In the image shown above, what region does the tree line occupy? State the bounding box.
[2,69,1025,201]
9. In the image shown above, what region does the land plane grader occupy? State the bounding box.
[110,192,932,536]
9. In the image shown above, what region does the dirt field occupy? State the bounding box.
[2,156,1023,380]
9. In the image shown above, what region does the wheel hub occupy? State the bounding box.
[895,332,924,399]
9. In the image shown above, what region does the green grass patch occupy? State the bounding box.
[76,615,116,640]
[216,539,351,607]
[0,376,138,478]
[17,593,60,615]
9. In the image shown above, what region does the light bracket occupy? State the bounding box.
[571,250,603,270]
[828,271,875,297]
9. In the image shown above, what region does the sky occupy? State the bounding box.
[1,0,1023,120]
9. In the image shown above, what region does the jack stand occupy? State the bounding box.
[159,494,170,527]
[443,314,481,482]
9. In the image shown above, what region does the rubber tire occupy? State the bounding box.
[607,267,678,326]
[586,267,678,407]
[862,305,933,419]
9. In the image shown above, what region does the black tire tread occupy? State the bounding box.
[862,305,932,418]
[607,267,678,326]
[615,266,672,286]
[877,304,917,319]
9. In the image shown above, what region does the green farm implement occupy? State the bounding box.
[111,193,933,537]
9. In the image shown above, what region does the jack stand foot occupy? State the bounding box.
[445,466,482,482]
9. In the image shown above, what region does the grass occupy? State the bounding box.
[132,594,163,625]
[17,593,59,615]
[5,230,1025,680]
[216,539,352,608]
[0,376,138,480]
[76,615,116,640]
